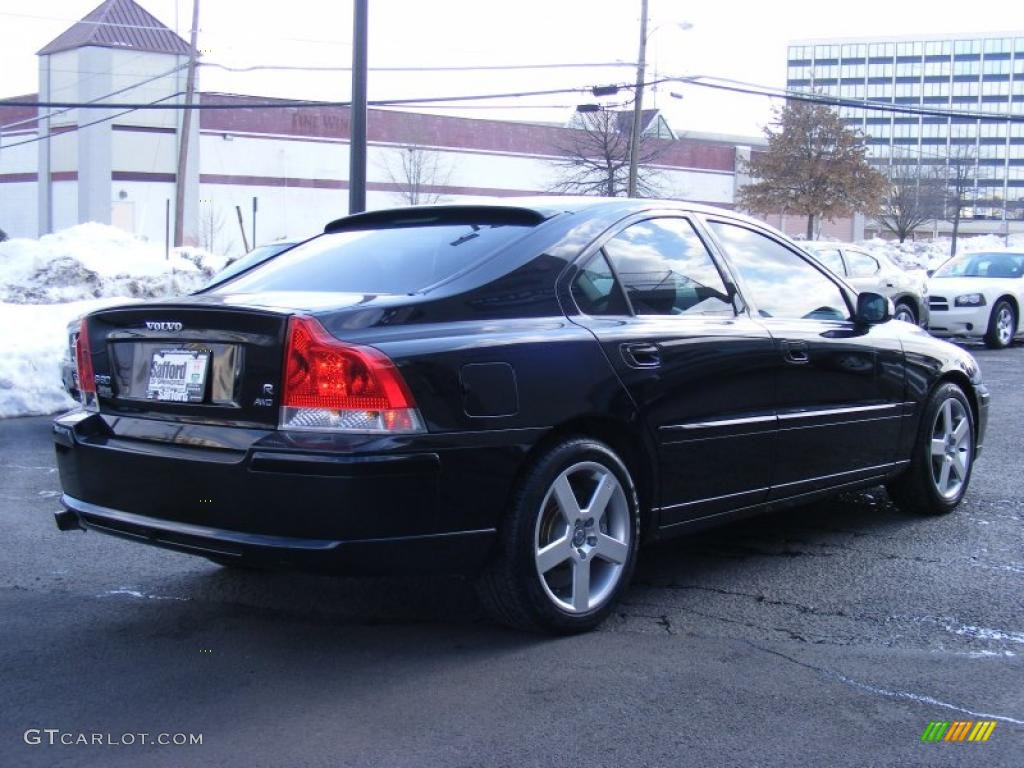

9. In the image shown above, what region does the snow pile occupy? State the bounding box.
[857,233,1024,271]
[0,223,230,418]
[0,222,229,303]
[0,298,140,418]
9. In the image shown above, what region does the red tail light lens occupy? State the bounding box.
[280,315,424,433]
[75,318,98,411]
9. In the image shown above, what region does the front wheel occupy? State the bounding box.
[886,382,975,516]
[477,437,640,634]
[893,301,917,325]
[984,299,1016,349]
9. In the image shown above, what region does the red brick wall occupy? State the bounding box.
[198,93,735,173]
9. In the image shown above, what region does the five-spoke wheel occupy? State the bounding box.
[477,438,639,633]
[887,382,975,516]
[929,397,972,500]
[985,300,1016,349]
[533,461,631,614]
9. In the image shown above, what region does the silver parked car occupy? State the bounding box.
[804,242,929,327]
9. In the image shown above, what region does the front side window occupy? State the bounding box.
[708,221,850,321]
[602,218,732,316]
[846,250,881,277]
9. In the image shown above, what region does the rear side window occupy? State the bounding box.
[810,248,846,276]
[846,250,880,277]
[213,223,534,295]
[602,218,733,316]
[571,252,630,315]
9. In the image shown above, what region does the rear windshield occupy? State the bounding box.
[211,223,534,295]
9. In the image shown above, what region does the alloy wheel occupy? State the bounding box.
[930,397,972,500]
[533,461,631,614]
[996,306,1014,346]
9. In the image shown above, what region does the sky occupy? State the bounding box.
[1,0,1021,137]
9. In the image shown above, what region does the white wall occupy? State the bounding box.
[0,183,37,237]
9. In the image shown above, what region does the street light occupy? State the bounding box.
[627,5,693,197]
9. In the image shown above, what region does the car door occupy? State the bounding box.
[566,214,777,525]
[703,218,906,499]
[842,248,890,297]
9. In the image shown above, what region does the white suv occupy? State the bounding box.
[803,242,929,327]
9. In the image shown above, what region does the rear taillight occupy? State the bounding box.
[75,318,98,411]
[279,315,424,433]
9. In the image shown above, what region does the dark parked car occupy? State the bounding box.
[205,239,300,288]
[53,198,989,633]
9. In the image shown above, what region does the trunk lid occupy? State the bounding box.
[85,301,292,427]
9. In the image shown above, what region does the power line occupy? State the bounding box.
[0,82,629,111]
[2,92,185,149]
[1,62,188,131]
[675,75,1024,123]
[6,73,1022,123]
[200,61,637,74]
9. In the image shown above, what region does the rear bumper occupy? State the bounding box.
[53,411,538,574]
[57,494,495,574]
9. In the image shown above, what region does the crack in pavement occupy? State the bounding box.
[743,640,1024,726]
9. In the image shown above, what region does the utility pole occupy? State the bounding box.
[627,0,649,198]
[348,0,369,214]
[174,0,200,246]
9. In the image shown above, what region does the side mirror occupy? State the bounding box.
[926,269,935,278]
[855,292,891,325]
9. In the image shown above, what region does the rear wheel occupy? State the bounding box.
[886,382,974,516]
[893,301,917,325]
[984,299,1015,349]
[477,437,639,633]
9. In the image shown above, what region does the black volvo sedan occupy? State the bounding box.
[53,198,989,633]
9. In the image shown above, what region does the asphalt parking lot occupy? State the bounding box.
[1,345,1022,767]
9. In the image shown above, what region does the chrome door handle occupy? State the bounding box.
[621,342,661,368]
[782,340,810,365]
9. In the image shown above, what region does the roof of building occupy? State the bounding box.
[612,109,661,136]
[38,0,192,56]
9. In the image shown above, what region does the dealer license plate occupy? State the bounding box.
[146,350,210,403]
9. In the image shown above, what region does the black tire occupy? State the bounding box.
[893,300,917,326]
[886,382,975,516]
[984,299,1016,349]
[476,437,640,634]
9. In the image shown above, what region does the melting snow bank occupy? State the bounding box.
[0,222,227,304]
[0,223,230,418]
[0,298,139,417]
[853,233,1024,271]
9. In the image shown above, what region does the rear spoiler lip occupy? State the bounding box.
[323,205,553,233]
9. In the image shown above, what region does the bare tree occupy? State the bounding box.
[876,157,946,243]
[198,206,227,254]
[943,145,977,256]
[382,145,452,205]
[549,110,662,197]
